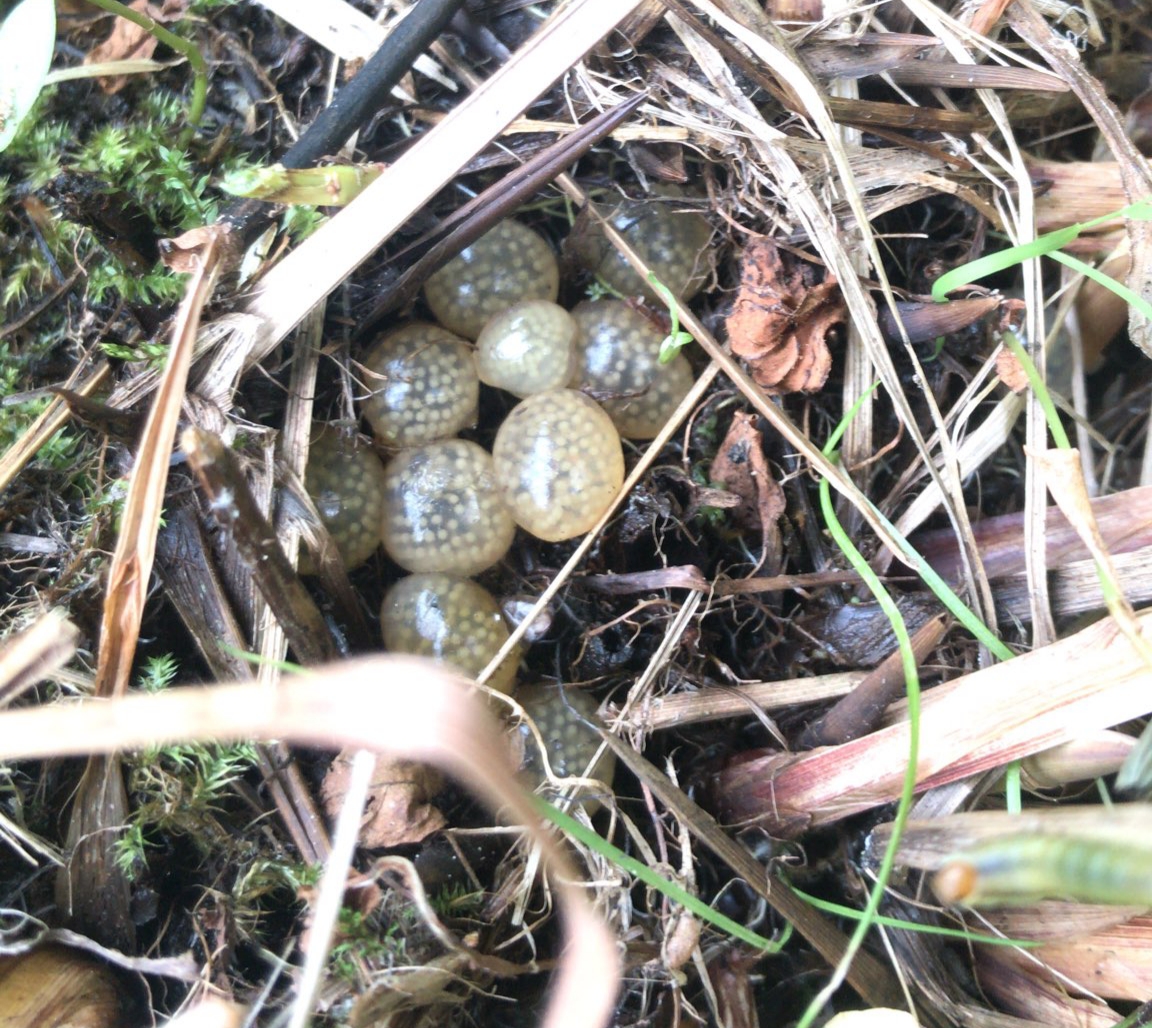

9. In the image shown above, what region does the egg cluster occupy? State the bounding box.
[302,201,710,776]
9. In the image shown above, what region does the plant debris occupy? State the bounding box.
[725,237,844,394]
[4,1,1152,1026]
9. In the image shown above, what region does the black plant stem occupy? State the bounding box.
[220,0,466,246]
[281,0,464,169]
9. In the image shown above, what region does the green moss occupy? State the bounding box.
[2,82,248,314]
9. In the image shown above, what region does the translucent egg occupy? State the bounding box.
[423,220,559,340]
[492,389,624,542]
[569,193,712,302]
[360,322,479,448]
[569,299,694,439]
[515,683,617,812]
[475,300,577,398]
[381,573,521,694]
[300,428,387,574]
[381,440,515,576]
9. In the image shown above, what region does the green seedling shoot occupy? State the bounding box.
[220,162,387,206]
[932,198,1152,315]
[792,392,923,1028]
[647,273,694,363]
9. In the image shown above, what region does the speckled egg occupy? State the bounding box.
[515,683,617,811]
[569,299,694,439]
[360,322,479,448]
[475,300,578,398]
[492,389,624,542]
[381,573,521,694]
[570,194,712,303]
[423,220,560,340]
[300,428,387,575]
[381,439,516,576]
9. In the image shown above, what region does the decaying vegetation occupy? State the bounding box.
[3,0,1152,1025]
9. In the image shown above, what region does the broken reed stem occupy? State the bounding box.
[181,427,339,667]
[716,610,1152,834]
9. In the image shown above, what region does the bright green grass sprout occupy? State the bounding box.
[932,197,1152,326]
[647,272,694,363]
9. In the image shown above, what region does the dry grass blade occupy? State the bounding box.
[884,61,1068,91]
[0,609,78,709]
[58,231,222,949]
[0,656,621,1028]
[609,671,867,732]
[717,610,1152,833]
[92,233,221,701]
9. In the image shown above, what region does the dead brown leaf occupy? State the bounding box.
[725,238,843,394]
[159,224,230,273]
[709,412,785,568]
[320,750,446,848]
[995,346,1029,392]
[84,0,187,94]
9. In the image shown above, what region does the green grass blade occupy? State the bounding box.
[794,392,923,1028]
[789,886,1040,947]
[999,329,1070,450]
[532,795,791,953]
[1049,250,1152,323]
[932,199,1152,302]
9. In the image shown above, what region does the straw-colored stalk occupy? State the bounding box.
[716,611,1152,833]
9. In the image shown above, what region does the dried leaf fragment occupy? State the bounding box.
[996,346,1029,392]
[84,0,187,95]
[709,412,785,570]
[725,238,843,393]
[321,749,445,848]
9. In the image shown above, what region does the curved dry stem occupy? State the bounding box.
[0,654,620,1028]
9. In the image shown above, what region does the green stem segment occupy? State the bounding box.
[83,0,206,126]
